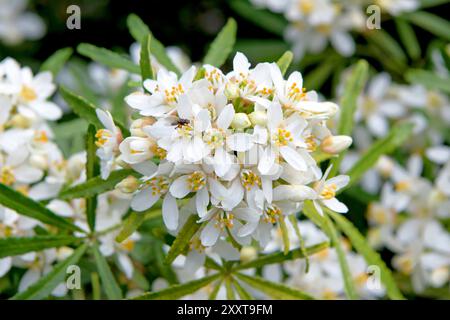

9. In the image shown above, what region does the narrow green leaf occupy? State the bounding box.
[0,235,81,259]
[111,81,130,127]
[344,122,414,191]
[229,0,288,36]
[91,242,123,299]
[323,213,358,300]
[232,278,253,300]
[40,47,73,77]
[133,274,220,300]
[327,209,405,300]
[116,209,161,243]
[59,86,130,137]
[91,272,101,300]
[77,43,140,74]
[276,51,293,76]
[395,19,421,60]
[225,276,236,300]
[235,39,289,62]
[403,11,450,41]
[11,243,88,300]
[140,34,154,83]
[364,29,407,65]
[208,279,223,300]
[59,86,102,128]
[278,215,290,255]
[60,169,138,200]
[289,215,310,272]
[165,215,202,264]
[203,18,237,67]
[235,273,315,300]
[0,184,82,233]
[234,241,329,271]
[405,69,450,94]
[420,0,450,8]
[85,125,98,232]
[51,118,88,140]
[304,55,339,90]
[126,14,180,75]
[329,60,369,176]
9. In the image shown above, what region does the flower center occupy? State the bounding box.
[264,205,282,224]
[120,239,135,252]
[144,176,169,196]
[299,0,314,14]
[163,84,185,104]
[273,128,293,146]
[95,129,112,147]
[321,184,337,200]
[34,130,48,144]
[395,180,411,192]
[240,170,261,191]
[287,82,306,102]
[187,171,206,192]
[20,85,37,102]
[0,166,15,186]
[204,129,224,148]
[216,212,234,229]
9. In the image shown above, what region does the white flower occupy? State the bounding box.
[312,166,349,215]
[95,109,123,179]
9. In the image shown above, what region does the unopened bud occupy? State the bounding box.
[240,246,257,263]
[116,175,139,193]
[231,113,251,130]
[249,110,267,126]
[321,135,352,154]
[376,156,394,178]
[130,117,155,137]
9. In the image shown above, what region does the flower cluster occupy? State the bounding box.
[97,52,352,260]
[250,0,419,59]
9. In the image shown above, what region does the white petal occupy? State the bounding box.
[322,198,348,213]
[227,133,254,152]
[163,193,179,231]
[195,187,209,218]
[169,175,191,198]
[131,188,160,211]
[200,219,220,247]
[0,257,12,277]
[217,104,235,129]
[280,146,307,171]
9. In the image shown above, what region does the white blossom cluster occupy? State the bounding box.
[250,0,420,59]
[95,52,353,264]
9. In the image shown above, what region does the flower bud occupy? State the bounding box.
[376,156,394,178]
[29,154,48,170]
[249,110,267,126]
[240,246,257,263]
[130,117,155,137]
[116,175,139,193]
[231,113,251,130]
[320,135,352,154]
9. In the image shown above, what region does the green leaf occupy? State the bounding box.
[208,279,223,300]
[276,51,293,76]
[395,19,421,60]
[234,39,289,62]
[91,242,123,300]
[77,43,140,74]
[344,122,414,191]
[420,0,450,8]
[11,243,88,300]
[235,273,314,300]
[60,169,138,200]
[229,0,287,36]
[289,214,310,272]
[165,215,202,265]
[111,81,130,127]
[234,241,329,271]
[329,60,369,176]
[337,60,369,136]
[116,209,161,243]
[85,125,98,232]
[0,183,82,233]
[405,69,450,94]
[59,86,103,128]
[225,276,236,300]
[133,274,220,300]
[323,213,358,300]
[59,86,130,138]
[140,34,154,83]
[278,215,290,255]
[0,235,81,259]
[51,118,88,140]
[203,18,237,67]
[327,209,405,300]
[304,55,340,90]
[40,47,73,77]
[232,278,253,300]
[403,11,450,41]
[126,14,180,75]
[364,29,407,66]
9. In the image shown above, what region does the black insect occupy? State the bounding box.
[176,118,190,128]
